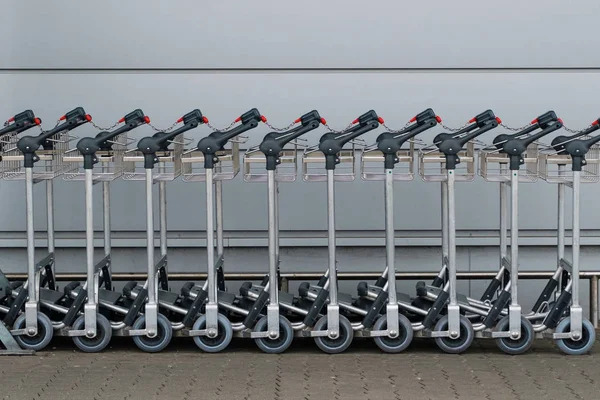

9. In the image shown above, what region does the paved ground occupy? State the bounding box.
[1,337,599,400]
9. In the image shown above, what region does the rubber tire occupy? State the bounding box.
[555,317,596,355]
[434,315,474,354]
[313,315,354,354]
[132,314,173,353]
[13,313,53,351]
[192,314,233,353]
[373,313,414,353]
[494,316,535,355]
[72,314,113,353]
[253,315,294,354]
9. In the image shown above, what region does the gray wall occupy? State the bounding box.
[1,1,599,314]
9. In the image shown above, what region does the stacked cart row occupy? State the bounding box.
[0,107,596,355]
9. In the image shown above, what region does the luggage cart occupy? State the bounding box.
[58,109,148,352]
[179,109,276,352]
[120,110,206,352]
[358,108,439,352]
[0,110,42,354]
[531,118,600,354]
[298,110,382,353]
[0,108,90,350]
[415,110,499,353]
[476,111,562,353]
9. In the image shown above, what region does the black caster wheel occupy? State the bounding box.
[192,313,233,353]
[253,315,294,354]
[433,315,474,354]
[313,315,353,354]
[372,313,413,353]
[72,314,112,353]
[554,317,596,355]
[132,314,173,353]
[13,313,53,351]
[494,316,535,355]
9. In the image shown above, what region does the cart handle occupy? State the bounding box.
[259,110,324,171]
[76,109,149,169]
[136,109,206,169]
[197,108,264,169]
[318,110,382,170]
[17,107,90,168]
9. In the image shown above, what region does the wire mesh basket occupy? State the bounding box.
[418,141,476,182]
[361,140,416,181]
[0,130,77,181]
[62,133,134,182]
[538,138,600,184]
[181,138,244,182]
[479,143,539,183]
[302,141,362,182]
[122,134,186,181]
[243,140,305,183]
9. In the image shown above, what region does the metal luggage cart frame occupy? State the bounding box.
[302,141,362,182]
[62,133,135,182]
[181,137,246,182]
[122,134,187,182]
[243,139,305,183]
[418,141,477,182]
[361,140,416,181]
[479,143,540,183]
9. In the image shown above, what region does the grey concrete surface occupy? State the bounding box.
[1,338,599,400]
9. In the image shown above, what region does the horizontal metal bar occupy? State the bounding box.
[6,270,600,282]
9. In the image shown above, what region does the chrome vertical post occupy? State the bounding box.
[557,164,565,297]
[384,169,399,334]
[84,169,97,336]
[509,170,521,338]
[570,170,583,335]
[144,169,158,336]
[267,170,280,337]
[446,169,460,338]
[325,169,340,338]
[24,167,38,334]
[205,168,218,335]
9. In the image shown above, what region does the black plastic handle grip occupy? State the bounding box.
[377,108,439,169]
[436,110,499,169]
[434,110,498,147]
[551,120,600,154]
[197,108,263,169]
[319,110,381,170]
[0,110,40,137]
[17,107,90,167]
[137,109,206,169]
[563,122,600,171]
[499,111,562,170]
[77,109,149,169]
[259,110,323,170]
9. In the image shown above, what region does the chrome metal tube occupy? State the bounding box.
[385,169,396,304]
[327,169,338,306]
[159,181,167,257]
[85,169,96,309]
[25,168,37,304]
[215,180,224,257]
[267,170,279,306]
[557,165,565,295]
[510,170,519,306]
[103,182,111,257]
[145,169,156,305]
[205,168,217,305]
[572,170,581,306]
[447,171,457,306]
[46,180,55,255]
[441,181,449,268]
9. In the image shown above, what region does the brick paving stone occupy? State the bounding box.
[1,338,600,399]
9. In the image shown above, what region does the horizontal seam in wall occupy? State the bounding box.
[2,67,600,73]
